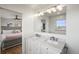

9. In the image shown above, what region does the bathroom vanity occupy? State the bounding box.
[26,32,66,54]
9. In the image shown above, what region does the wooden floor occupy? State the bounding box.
[2,45,22,54]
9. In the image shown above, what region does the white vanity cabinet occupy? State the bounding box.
[40,42,61,54]
[26,37,41,54]
[26,37,62,54]
[30,39,40,54]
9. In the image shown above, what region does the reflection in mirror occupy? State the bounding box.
[0,7,22,54]
[34,5,66,35]
[49,14,66,34]
[41,19,46,32]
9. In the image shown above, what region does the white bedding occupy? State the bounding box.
[0,32,22,47]
[1,32,22,40]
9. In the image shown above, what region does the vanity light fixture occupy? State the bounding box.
[34,5,65,17]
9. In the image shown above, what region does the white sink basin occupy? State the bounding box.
[46,39,65,50]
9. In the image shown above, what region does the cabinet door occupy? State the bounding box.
[47,47,54,54]
[40,44,48,54]
[47,46,59,54]
[30,39,35,54]
[27,39,32,54]
[31,40,40,54]
[26,39,28,53]
[26,38,41,54]
[35,40,41,54]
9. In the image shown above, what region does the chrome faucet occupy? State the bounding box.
[35,34,41,37]
[50,37,58,41]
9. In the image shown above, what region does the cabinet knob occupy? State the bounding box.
[46,48,48,50]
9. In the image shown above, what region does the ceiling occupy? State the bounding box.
[0,4,66,18]
[0,7,22,19]
[0,4,56,13]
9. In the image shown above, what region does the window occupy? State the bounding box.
[56,19,66,33]
[56,19,66,27]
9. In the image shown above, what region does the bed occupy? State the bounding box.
[0,32,22,53]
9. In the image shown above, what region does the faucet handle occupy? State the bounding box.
[55,38,58,41]
[50,37,55,40]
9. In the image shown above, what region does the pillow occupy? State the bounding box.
[2,30,13,34]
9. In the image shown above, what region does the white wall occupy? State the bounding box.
[34,16,42,32]
[66,5,79,54]
[22,12,35,53]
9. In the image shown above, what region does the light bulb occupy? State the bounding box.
[39,12,44,16]
[34,14,39,17]
[46,9,52,13]
[51,7,56,12]
[56,5,63,11]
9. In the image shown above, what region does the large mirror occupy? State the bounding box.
[34,5,66,35]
